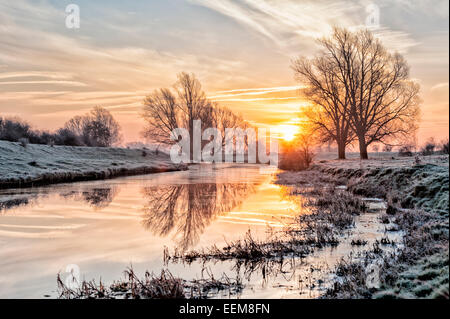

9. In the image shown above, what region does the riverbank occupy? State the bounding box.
[278,155,449,212]
[277,154,449,298]
[0,140,186,189]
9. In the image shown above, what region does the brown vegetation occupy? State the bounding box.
[57,267,242,299]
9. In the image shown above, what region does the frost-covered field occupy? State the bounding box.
[278,154,449,212]
[0,140,185,189]
[276,154,449,298]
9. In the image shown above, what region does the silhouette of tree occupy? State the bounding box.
[141,182,256,250]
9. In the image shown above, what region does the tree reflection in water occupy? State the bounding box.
[80,187,118,210]
[0,185,119,213]
[142,182,258,250]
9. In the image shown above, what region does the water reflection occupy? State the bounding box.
[0,195,35,213]
[0,185,119,213]
[0,165,306,298]
[142,182,257,250]
[0,178,260,250]
[60,187,119,210]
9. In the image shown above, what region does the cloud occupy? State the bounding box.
[189,0,421,55]
[0,80,87,87]
[209,85,301,98]
[213,97,298,102]
[431,82,449,91]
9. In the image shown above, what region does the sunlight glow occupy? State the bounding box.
[276,125,299,141]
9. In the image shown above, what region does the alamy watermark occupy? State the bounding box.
[365,3,380,29]
[169,120,279,166]
[65,4,80,29]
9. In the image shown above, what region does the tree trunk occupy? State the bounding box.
[337,141,346,160]
[358,135,369,160]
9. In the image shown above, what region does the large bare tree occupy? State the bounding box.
[320,28,420,159]
[143,73,214,158]
[292,55,354,159]
[142,72,244,160]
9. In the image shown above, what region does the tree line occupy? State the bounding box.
[293,28,421,160]
[0,73,246,153]
[0,106,121,147]
[141,72,250,159]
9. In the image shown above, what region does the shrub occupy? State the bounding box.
[279,147,314,171]
[1,107,122,147]
[421,138,436,156]
[398,145,414,157]
[54,128,83,146]
[440,139,449,154]
[0,117,33,142]
[383,145,393,152]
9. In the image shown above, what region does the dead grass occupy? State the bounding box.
[57,267,242,299]
[324,207,449,299]
[278,160,449,299]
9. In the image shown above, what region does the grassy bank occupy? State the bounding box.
[0,140,186,189]
[277,154,449,298]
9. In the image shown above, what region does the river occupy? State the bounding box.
[0,163,396,298]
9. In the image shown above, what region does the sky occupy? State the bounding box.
[0,0,448,145]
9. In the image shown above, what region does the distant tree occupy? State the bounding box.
[82,107,122,147]
[440,139,449,154]
[64,115,85,137]
[318,28,421,159]
[421,138,436,156]
[383,144,393,152]
[212,104,248,148]
[0,117,33,142]
[142,88,180,145]
[63,107,122,147]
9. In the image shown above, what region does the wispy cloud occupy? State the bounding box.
[209,85,302,99]
[190,0,423,55]
[431,82,449,91]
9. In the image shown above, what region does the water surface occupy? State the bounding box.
[0,164,298,298]
[0,163,398,298]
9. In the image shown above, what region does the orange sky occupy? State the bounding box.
[0,1,448,146]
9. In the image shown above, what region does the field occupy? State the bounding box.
[0,140,186,189]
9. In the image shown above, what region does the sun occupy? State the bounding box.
[276,125,299,142]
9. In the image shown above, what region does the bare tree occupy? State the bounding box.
[320,28,420,159]
[292,54,354,159]
[212,104,246,147]
[64,107,122,147]
[142,88,180,144]
[64,115,85,137]
[142,72,243,160]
